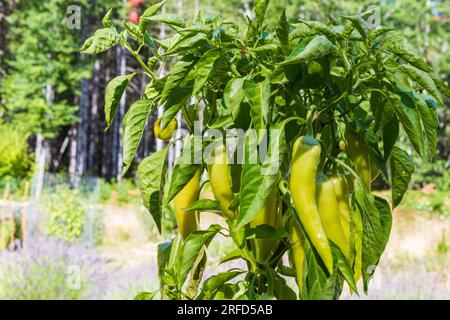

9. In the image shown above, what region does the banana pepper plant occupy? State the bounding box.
[82,0,447,300]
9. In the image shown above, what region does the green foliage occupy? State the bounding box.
[84,0,445,300]
[39,185,85,243]
[0,124,33,179]
[98,179,113,202]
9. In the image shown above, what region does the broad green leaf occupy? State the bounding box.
[197,270,243,300]
[383,32,432,72]
[160,59,194,104]
[101,9,113,28]
[137,146,169,233]
[289,24,316,40]
[165,136,202,203]
[157,241,171,288]
[367,27,395,42]
[382,117,399,160]
[134,292,155,300]
[280,35,336,66]
[236,127,285,229]
[104,73,136,129]
[122,99,156,176]
[80,28,120,54]
[342,14,367,39]
[140,14,186,28]
[276,10,289,46]
[390,146,414,208]
[124,22,143,41]
[165,33,208,55]
[354,187,392,293]
[430,74,450,99]
[192,49,221,96]
[391,93,425,158]
[145,1,167,16]
[183,199,221,212]
[416,94,438,159]
[400,64,442,104]
[302,240,336,300]
[255,0,270,26]
[177,224,222,287]
[219,250,242,265]
[251,44,279,53]
[186,250,207,299]
[224,78,245,120]
[298,20,339,39]
[243,79,270,130]
[330,242,358,294]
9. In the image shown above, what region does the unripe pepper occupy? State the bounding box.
[154,116,177,140]
[344,128,371,191]
[173,170,201,239]
[207,145,236,219]
[250,184,282,263]
[290,221,305,292]
[329,175,351,242]
[289,136,333,274]
[316,174,350,261]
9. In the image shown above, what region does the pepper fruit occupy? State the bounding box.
[344,128,371,191]
[290,221,305,293]
[316,174,350,261]
[330,175,351,242]
[207,145,236,219]
[173,170,201,239]
[289,136,333,274]
[154,116,177,140]
[250,184,282,263]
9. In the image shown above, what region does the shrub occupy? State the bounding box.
[0,237,108,300]
[38,185,85,243]
[0,124,33,179]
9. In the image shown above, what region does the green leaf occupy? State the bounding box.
[197,270,243,300]
[367,27,395,42]
[137,146,169,233]
[400,64,442,104]
[390,146,414,208]
[383,32,432,72]
[382,117,399,160]
[354,187,392,293]
[122,99,156,176]
[184,199,221,212]
[298,20,339,39]
[104,73,136,130]
[276,10,289,46]
[141,1,166,20]
[391,93,425,157]
[134,291,155,300]
[416,95,438,159]
[342,14,368,38]
[101,9,113,28]
[243,79,270,130]
[280,35,335,66]
[80,28,120,54]
[186,250,207,299]
[219,250,242,265]
[140,14,186,28]
[192,49,221,96]
[430,74,450,99]
[177,224,222,287]
[289,24,317,40]
[255,0,270,26]
[165,33,208,55]
[160,59,194,104]
[165,136,202,203]
[224,78,246,120]
[330,242,358,294]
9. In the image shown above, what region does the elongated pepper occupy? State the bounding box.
[207,145,236,219]
[290,221,306,292]
[173,170,201,239]
[289,136,333,274]
[250,184,282,263]
[316,174,350,261]
[344,128,372,191]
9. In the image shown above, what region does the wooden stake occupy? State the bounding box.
[0,183,10,250]
[21,181,30,249]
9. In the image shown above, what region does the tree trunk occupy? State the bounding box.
[87,58,101,175]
